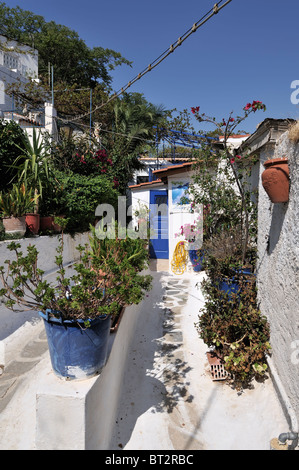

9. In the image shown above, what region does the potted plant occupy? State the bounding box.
[0,183,39,238]
[203,227,256,297]
[190,101,271,387]
[39,177,67,233]
[0,224,152,380]
[196,272,271,388]
[11,128,52,234]
[191,100,266,266]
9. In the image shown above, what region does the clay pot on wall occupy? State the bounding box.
[261,157,290,203]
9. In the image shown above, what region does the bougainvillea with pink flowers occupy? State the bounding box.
[192,101,270,387]
[190,100,266,264]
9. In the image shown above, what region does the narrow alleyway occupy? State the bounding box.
[0,262,291,450]
[109,264,290,450]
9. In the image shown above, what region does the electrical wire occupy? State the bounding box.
[60,0,233,124]
[1,0,233,137]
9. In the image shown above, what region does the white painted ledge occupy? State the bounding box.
[35,301,142,450]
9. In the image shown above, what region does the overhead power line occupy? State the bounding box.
[62,0,233,124]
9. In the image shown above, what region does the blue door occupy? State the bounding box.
[149,190,169,259]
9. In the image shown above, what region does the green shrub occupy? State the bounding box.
[0,120,26,190]
[0,225,152,321]
[196,269,271,388]
[41,170,118,232]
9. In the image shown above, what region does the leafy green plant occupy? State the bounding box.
[0,224,152,322]
[196,265,271,388]
[12,128,51,214]
[0,120,26,191]
[52,170,119,232]
[190,102,271,388]
[0,183,39,217]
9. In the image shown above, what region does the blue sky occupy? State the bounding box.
[4,0,299,133]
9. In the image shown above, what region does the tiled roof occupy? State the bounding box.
[129,179,163,189]
[153,162,194,179]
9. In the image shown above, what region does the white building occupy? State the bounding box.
[0,36,57,142]
[0,35,39,114]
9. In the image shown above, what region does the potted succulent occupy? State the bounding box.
[0,183,39,238]
[0,225,152,380]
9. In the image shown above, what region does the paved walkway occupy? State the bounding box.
[0,322,48,415]
[109,268,290,450]
[0,263,292,450]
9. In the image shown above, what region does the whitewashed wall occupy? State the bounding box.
[243,120,299,430]
[130,174,203,271]
[167,173,202,270]
[257,131,299,426]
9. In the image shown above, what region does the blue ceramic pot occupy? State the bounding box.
[217,268,254,298]
[188,249,205,272]
[39,309,111,380]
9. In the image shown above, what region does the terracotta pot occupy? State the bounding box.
[40,216,54,231]
[2,216,26,237]
[261,157,290,203]
[25,213,40,235]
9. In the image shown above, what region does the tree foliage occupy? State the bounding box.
[105,93,167,193]
[0,120,26,190]
[0,2,131,87]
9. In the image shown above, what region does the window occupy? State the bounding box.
[21,65,28,77]
[3,53,19,71]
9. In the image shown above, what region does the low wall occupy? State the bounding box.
[36,300,143,450]
[0,232,89,341]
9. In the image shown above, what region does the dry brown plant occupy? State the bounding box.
[288,120,299,144]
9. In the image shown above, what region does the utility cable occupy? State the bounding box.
[61,0,232,124]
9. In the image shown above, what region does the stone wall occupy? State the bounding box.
[243,119,299,430]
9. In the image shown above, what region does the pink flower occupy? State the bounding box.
[236,155,242,159]
[230,158,235,164]
[244,100,265,112]
[229,117,235,122]
[191,106,200,114]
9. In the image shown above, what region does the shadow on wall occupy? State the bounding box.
[267,202,288,255]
